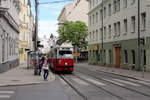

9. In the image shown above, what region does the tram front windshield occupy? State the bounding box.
[58,50,73,58]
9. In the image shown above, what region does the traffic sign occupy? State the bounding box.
[73,53,80,56]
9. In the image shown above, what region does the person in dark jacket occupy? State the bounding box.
[38,56,45,75]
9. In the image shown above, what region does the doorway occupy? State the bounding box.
[115,47,121,68]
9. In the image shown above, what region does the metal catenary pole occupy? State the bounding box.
[137,0,141,71]
[101,0,104,65]
[34,0,39,75]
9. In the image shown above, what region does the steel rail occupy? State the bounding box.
[59,75,88,100]
[76,69,150,98]
[78,66,150,88]
[71,74,126,100]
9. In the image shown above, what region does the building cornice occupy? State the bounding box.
[0,7,20,33]
[88,0,109,15]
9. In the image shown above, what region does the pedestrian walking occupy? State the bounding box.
[42,58,49,80]
[38,56,45,75]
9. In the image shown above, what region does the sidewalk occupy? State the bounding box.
[76,63,150,82]
[0,63,55,87]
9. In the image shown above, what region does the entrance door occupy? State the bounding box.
[115,47,121,68]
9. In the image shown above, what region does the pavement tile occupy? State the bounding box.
[0,63,55,87]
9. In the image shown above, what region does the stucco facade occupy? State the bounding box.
[88,0,150,71]
[0,0,20,72]
[19,0,34,64]
[58,0,88,25]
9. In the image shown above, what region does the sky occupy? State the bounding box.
[31,0,74,38]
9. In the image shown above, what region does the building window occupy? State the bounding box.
[123,0,127,8]
[114,23,117,37]
[93,31,95,42]
[124,50,128,64]
[141,12,146,30]
[109,50,112,64]
[100,9,103,21]
[143,50,146,65]
[89,32,91,42]
[93,14,95,25]
[117,21,121,36]
[131,0,135,5]
[113,0,117,13]
[90,0,92,9]
[104,27,106,39]
[9,38,11,56]
[89,16,91,26]
[96,12,98,23]
[108,25,111,38]
[116,0,120,11]
[131,16,136,33]
[2,38,5,62]
[100,28,102,40]
[108,4,111,16]
[96,30,98,41]
[124,19,127,34]
[131,50,135,64]
[104,7,106,18]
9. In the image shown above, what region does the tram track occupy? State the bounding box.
[76,69,150,99]
[78,67,150,88]
[59,75,88,100]
[59,74,126,100]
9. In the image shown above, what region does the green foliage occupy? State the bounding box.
[58,21,88,49]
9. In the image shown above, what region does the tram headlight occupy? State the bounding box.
[58,60,62,64]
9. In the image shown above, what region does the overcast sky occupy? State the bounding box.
[31,0,73,38]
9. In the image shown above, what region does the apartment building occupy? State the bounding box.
[0,0,20,72]
[58,0,88,25]
[19,0,34,64]
[88,0,150,71]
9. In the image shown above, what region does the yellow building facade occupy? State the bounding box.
[19,0,34,64]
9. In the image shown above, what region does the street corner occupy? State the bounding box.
[0,71,56,87]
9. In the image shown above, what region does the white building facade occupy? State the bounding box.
[0,0,20,72]
[88,0,150,71]
[58,0,88,25]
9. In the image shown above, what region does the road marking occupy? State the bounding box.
[113,79,141,86]
[0,91,15,94]
[85,78,106,86]
[102,78,125,86]
[72,78,89,85]
[127,78,150,85]
[0,95,11,98]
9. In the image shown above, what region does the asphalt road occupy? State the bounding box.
[0,64,150,100]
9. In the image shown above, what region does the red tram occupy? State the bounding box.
[48,43,74,72]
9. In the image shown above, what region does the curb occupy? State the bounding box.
[0,74,56,87]
[76,63,150,83]
[99,70,150,83]
[0,82,43,87]
[0,78,55,87]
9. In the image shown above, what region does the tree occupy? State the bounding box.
[58,21,88,50]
